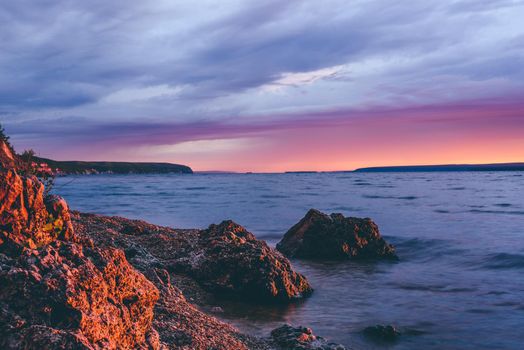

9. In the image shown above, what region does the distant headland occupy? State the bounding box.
[35,156,193,175]
[353,162,524,172]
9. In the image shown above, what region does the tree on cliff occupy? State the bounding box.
[0,123,14,152]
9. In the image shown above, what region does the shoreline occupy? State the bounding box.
[71,210,344,349]
[0,139,347,350]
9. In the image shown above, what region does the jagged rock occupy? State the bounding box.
[277,209,397,260]
[363,324,401,342]
[270,324,346,350]
[0,140,16,170]
[0,172,74,252]
[74,214,313,303]
[72,213,286,348]
[0,140,74,253]
[0,170,49,251]
[179,220,313,302]
[0,241,160,349]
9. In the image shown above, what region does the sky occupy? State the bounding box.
[1,0,523,172]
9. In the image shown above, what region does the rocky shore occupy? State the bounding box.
[0,133,403,349]
[0,138,351,349]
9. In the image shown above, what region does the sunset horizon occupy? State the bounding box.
[1,2,524,349]
[2,1,523,172]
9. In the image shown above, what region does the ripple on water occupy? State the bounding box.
[469,209,524,216]
[482,253,524,270]
[362,195,418,200]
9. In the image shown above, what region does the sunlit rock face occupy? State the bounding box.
[0,139,160,350]
[0,140,74,253]
[0,141,16,170]
[0,242,160,349]
[277,209,397,260]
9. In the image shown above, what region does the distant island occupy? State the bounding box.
[35,156,193,175]
[354,162,524,172]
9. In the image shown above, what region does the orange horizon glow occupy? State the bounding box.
[16,100,524,173]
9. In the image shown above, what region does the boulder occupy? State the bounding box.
[277,209,397,260]
[0,241,160,349]
[270,324,346,350]
[178,220,313,302]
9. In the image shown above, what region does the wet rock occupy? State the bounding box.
[363,324,401,342]
[0,241,160,349]
[277,209,397,260]
[211,306,224,313]
[187,220,313,302]
[270,324,346,350]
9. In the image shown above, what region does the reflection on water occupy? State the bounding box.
[55,172,524,350]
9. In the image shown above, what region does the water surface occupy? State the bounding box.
[55,172,524,349]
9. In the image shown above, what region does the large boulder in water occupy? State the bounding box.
[277,209,397,260]
[182,220,313,302]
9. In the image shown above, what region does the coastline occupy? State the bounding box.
[71,210,344,349]
[0,139,346,349]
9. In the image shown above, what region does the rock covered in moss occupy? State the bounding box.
[277,209,397,260]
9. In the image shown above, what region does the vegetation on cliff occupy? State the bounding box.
[35,157,193,175]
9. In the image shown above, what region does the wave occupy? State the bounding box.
[469,209,524,216]
[393,237,468,262]
[394,282,477,293]
[494,203,512,208]
[363,194,418,200]
[482,253,524,270]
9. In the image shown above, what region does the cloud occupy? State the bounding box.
[0,0,523,167]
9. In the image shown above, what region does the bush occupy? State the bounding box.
[19,149,56,197]
[0,123,14,152]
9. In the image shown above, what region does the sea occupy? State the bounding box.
[54,172,524,350]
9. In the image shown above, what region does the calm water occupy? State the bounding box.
[54,172,524,350]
